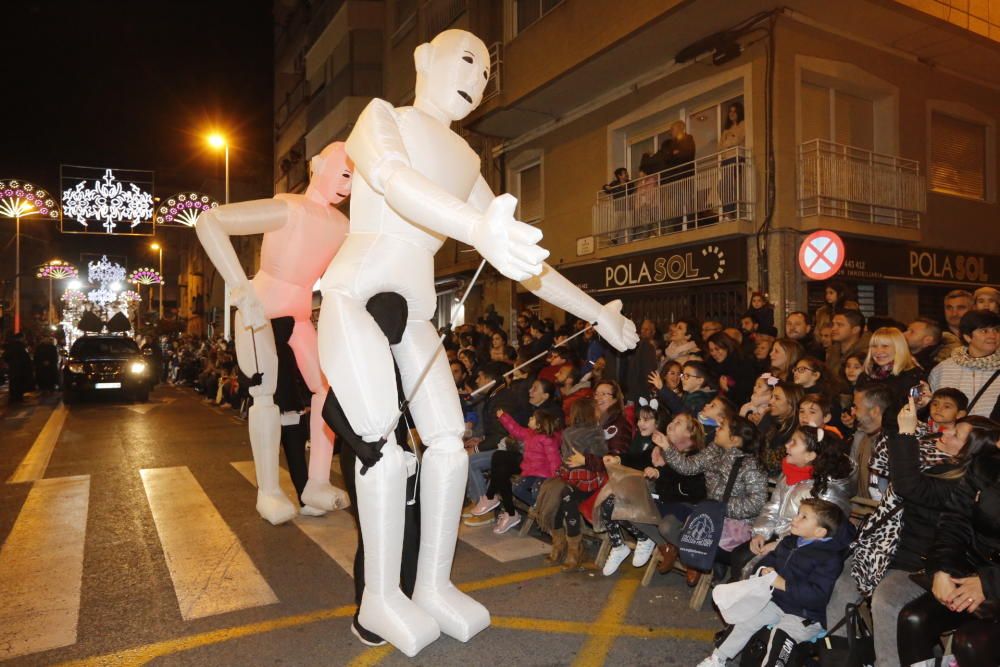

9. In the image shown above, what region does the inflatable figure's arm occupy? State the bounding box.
[347,100,548,281]
[195,199,288,329]
[469,176,638,353]
[523,266,638,353]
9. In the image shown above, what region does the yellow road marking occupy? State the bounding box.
[8,403,68,483]
[55,604,357,667]
[0,475,90,660]
[346,644,394,667]
[572,570,643,667]
[492,615,715,641]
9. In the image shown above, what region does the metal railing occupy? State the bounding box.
[274,78,309,131]
[797,139,924,228]
[592,146,754,248]
[482,41,503,103]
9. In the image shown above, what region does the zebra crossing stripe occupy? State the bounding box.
[140,466,278,620]
[0,475,90,660]
[8,403,68,484]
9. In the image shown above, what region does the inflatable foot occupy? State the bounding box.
[256,491,298,525]
[412,583,490,642]
[358,590,440,657]
[301,479,351,511]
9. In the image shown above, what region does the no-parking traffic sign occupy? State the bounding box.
[798,230,845,280]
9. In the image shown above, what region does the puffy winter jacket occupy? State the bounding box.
[760,521,853,626]
[752,462,857,541]
[661,443,768,520]
[497,413,561,480]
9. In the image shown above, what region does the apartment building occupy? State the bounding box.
[433,0,1000,331]
[273,0,1000,333]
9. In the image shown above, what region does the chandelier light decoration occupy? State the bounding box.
[155,192,219,227]
[87,255,127,308]
[36,263,79,280]
[0,179,60,220]
[129,267,163,286]
[62,168,154,233]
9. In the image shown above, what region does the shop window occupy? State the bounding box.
[930,112,987,201]
[515,162,543,223]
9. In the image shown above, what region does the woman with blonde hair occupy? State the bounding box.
[857,326,925,403]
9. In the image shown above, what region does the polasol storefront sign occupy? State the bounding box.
[837,239,994,286]
[559,238,746,295]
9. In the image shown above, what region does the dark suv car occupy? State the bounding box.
[62,335,154,403]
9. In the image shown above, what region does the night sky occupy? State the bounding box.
[1,0,274,195]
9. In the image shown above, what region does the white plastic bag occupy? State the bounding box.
[711,568,778,624]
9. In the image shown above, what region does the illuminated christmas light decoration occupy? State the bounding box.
[0,179,60,220]
[129,267,163,286]
[155,192,219,227]
[62,169,154,233]
[61,289,87,306]
[120,290,142,302]
[87,255,127,306]
[36,263,79,280]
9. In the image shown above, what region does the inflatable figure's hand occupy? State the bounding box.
[231,283,267,331]
[472,194,549,282]
[595,300,639,352]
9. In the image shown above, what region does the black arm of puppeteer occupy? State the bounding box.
[322,388,384,474]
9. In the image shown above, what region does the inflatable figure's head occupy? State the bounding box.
[414,30,491,122]
[308,141,353,204]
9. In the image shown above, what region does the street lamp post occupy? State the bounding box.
[150,243,164,320]
[14,202,37,334]
[208,133,232,340]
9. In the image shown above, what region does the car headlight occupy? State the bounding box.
[129,361,147,375]
[67,362,85,374]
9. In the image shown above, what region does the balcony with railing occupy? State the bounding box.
[592,146,754,249]
[274,77,309,133]
[797,139,925,234]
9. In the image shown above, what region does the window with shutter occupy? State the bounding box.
[930,112,986,200]
[517,163,543,223]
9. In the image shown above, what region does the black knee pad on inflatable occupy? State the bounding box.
[365,292,408,344]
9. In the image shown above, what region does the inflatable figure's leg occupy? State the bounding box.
[318,291,439,657]
[233,312,297,525]
[289,319,349,511]
[392,320,491,642]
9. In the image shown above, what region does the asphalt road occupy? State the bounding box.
[0,385,721,666]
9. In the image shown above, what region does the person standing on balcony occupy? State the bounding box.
[718,101,745,220]
[660,121,696,231]
[601,168,631,199]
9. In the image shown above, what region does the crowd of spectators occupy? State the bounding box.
[446,283,1000,666]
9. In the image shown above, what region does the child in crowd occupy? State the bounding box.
[599,398,666,575]
[740,373,775,423]
[488,408,562,534]
[547,397,606,570]
[698,498,851,667]
[798,393,844,439]
[926,387,969,433]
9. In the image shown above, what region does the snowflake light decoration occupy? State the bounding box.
[62,169,154,233]
[155,192,220,227]
[87,255,127,306]
[129,267,163,286]
[37,263,79,280]
[0,179,60,220]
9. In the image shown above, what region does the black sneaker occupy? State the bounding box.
[351,615,387,647]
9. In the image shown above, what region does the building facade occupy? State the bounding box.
[275,0,1000,335]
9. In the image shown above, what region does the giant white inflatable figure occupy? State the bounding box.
[319,29,640,656]
[196,141,353,524]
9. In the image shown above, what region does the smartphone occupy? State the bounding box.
[908,385,922,400]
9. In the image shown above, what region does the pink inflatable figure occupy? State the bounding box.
[196,141,353,524]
